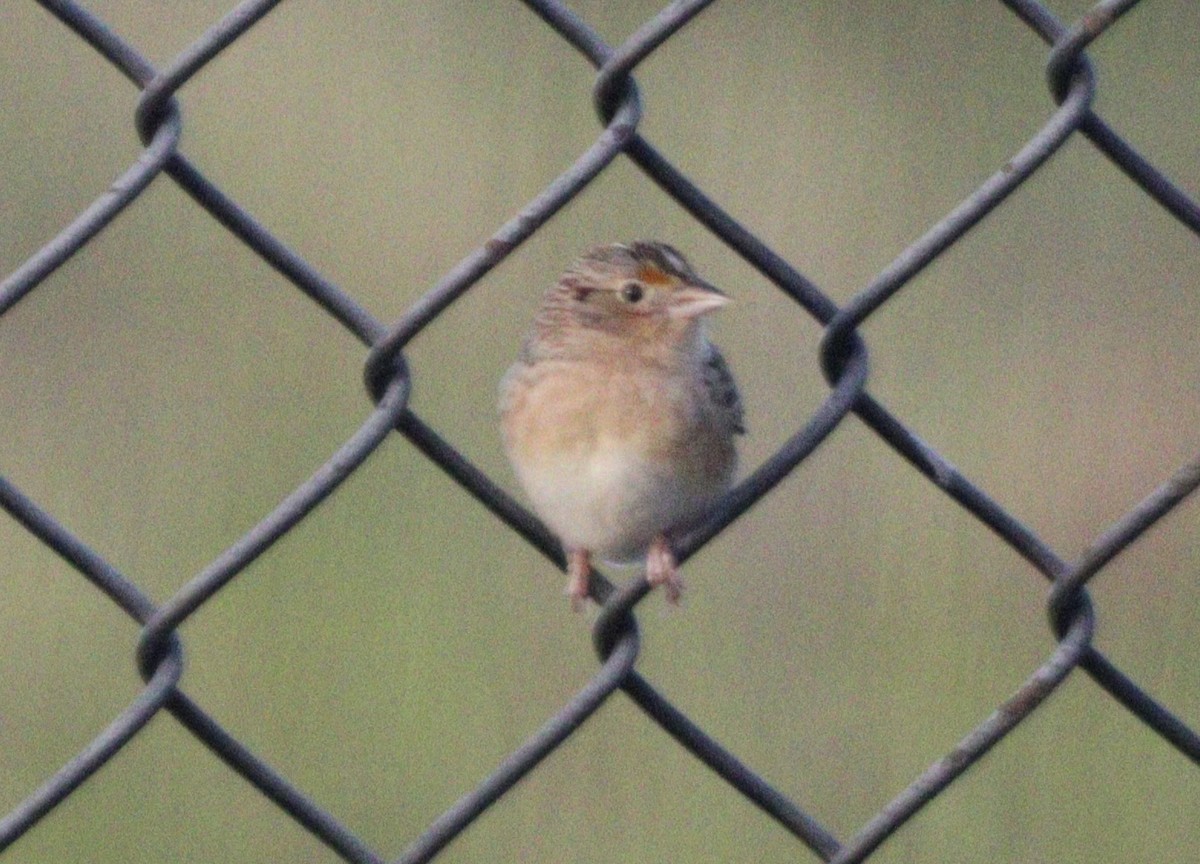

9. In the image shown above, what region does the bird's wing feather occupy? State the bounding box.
[702,342,746,435]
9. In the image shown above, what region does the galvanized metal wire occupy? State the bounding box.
[2,0,1198,861]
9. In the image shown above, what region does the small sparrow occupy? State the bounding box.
[500,241,744,609]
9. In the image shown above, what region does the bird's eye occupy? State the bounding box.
[619,282,645,304]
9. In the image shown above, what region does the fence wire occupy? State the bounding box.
[2,0,1199,862]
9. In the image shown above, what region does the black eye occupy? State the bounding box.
[619,282,645,304]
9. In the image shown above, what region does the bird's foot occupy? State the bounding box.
[565,548,592,612]
[646,535,684,605]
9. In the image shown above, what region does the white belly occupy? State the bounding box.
[514,436,715,562]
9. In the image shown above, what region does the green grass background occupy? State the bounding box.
[2,1,1199,862]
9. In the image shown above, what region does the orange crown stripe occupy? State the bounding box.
[636,265,672,285]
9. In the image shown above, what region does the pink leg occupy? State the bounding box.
[565,548,592,612]
[646,535,683,604]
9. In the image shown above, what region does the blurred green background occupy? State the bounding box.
[3,1,1199,862]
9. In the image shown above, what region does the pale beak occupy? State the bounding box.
[669,282,731,319]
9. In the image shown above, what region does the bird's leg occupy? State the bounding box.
[646,535,683,604]
[565,548,592,612]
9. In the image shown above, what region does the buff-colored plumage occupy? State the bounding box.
[500,242,744,609]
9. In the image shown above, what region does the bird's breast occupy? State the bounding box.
[501,358,735,560]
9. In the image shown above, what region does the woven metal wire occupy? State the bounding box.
[3,1,1198,862]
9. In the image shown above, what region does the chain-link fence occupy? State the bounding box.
[3,0,1199,861]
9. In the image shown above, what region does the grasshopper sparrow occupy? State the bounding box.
[500,241,744,609]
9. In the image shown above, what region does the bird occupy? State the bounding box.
[499,241,744,610]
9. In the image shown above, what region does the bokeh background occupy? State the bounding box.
[3,1,1199,862]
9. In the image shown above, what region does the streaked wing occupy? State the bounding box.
[702,342,745,435]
